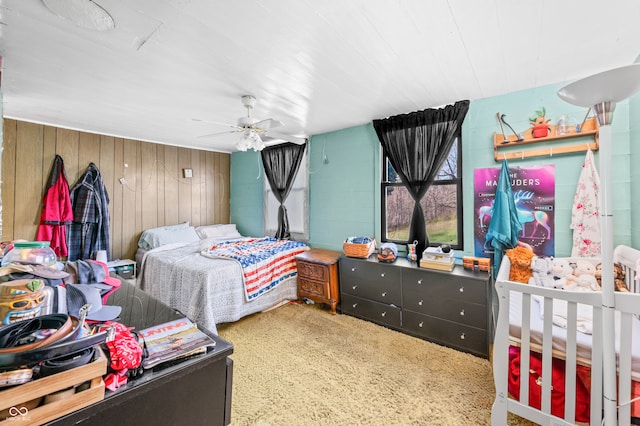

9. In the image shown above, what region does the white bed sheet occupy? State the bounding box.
[137,237,298,334]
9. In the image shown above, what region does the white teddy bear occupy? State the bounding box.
[528,256,555,287]
[549,258,573,289]
[566,260,599,292]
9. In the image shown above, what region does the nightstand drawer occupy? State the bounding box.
[298,276,329,299]
[297,261,328,282]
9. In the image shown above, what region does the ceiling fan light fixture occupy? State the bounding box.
[235,129,264,151]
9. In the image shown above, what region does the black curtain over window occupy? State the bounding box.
[261,142,307,240]
[373,100,469,259]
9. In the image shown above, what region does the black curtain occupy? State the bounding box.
[373,100,469,260]
[261,142,307,239]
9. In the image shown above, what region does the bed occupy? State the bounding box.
[492,245,640,426]
[136,223,309,334]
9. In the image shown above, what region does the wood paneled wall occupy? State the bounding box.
[2,119,230,260]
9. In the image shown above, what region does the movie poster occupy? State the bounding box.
[473,165,555,257]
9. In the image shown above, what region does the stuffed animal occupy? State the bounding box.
[505,246,535,284]
[595,262,630,292]
[566,260,599,291]
[528,256,554,287]
[550,258,573,289]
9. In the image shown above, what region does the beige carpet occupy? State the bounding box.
[217,302,536,426]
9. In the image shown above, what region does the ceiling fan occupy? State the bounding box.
[193,95,306,151]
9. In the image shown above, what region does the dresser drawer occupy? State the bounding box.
[297,261,328,283]
[403,298,487,329]
[402,310,488,357]
[340,258,401,305]
[341,294,401,328]
[402,268,486,305]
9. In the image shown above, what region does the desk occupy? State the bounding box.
[49,282,234,425]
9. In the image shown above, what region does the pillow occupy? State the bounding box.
[138,223,198,250]
[196,224,242,240]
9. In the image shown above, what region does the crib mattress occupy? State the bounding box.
[508,290,640,373]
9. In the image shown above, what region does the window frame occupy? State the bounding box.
[380,138,463,250]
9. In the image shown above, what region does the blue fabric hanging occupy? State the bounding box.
[485,159,522,279]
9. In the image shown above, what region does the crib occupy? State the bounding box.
[492,245,640,426]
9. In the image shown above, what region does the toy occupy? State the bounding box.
[594,262,630,292]
[529,107,551,138]
[550,258,573,289]
[528,256,554,287]
[566,260,599,291]
[505,246,535,284]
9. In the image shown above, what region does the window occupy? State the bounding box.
[264,150,308,241]
[381,140,462,249]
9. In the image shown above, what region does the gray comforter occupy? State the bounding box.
[137,239,298,334]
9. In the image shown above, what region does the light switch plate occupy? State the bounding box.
[183,168,193,178]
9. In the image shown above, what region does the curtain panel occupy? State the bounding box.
[261,142,307,240]
[373,100,469,260]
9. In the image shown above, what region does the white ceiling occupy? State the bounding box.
[1,0,640,153]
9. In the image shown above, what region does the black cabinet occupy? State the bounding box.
[339,256,491,358]
[49,281,234,426]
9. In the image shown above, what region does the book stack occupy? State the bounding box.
[138,318,216,369]
[419,247,455,272]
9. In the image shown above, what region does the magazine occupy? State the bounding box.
[138,317,216,369]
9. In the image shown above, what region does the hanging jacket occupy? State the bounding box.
[67,163,110,261]
[36,155,74,257]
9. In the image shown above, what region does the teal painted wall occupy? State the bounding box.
[307,124,380,250]
[631,92,640,249]
[229,151,265,238]
[231,81,638,255]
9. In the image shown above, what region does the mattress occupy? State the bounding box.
[137,238,299,334]
[508,287,640,373]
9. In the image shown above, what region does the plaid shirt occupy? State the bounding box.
[67,163,110,261]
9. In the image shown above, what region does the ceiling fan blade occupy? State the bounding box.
[252,118,283,130]
[265,132,307,145]
[192,118,244,131]
[197,130,240,139]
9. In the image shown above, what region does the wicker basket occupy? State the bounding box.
[343,238,376,258]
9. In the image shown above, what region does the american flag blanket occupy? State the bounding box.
[201,237,309,301]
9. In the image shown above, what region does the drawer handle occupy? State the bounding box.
[460,309,465,316]
[417,279,423,285]
[381,312,386,317]
[352,303,358,308]
[418,300,423,306]
[352,285,358,290]
[418,321,424,328]
[381,292,387,297]
[351,267,357,272]
[459,286,464,293]
[460,333,466,340]
[380,273,385,277]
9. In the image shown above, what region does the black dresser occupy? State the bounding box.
[49,281,234,425]
[340,255,491,358]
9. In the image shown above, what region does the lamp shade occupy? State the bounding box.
[558,63,640,107]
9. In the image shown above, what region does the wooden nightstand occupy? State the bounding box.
[296,248,341,314]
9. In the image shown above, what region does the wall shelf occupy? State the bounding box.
[493,117,599,161]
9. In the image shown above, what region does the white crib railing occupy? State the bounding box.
[492,246,640,426]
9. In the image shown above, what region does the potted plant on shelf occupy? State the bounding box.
[529,107,551,138]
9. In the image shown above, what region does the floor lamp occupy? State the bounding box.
[558,63,640,425]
